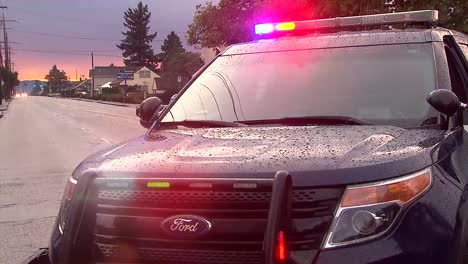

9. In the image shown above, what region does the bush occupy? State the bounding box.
[126,93,144,104]
[101,93,123,102]
[86,92,145,104]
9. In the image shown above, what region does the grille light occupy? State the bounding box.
[276,231,286,261]
[147,181,170,188]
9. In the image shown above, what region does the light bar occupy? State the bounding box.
[255,10,438,35]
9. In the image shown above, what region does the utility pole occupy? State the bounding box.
[0,36,2,105]
[0,5,21,100]
[3,13,9,72]
[91,52,94,97]
[0,6,6,104]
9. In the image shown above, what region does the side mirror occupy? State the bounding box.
[136,97,163,128]
[427,89,467,117]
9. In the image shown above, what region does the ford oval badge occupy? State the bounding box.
[161,215,212,238]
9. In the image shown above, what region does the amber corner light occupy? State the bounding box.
[341,169,431,208]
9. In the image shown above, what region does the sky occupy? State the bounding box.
[3,0,218,81]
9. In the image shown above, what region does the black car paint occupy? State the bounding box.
[46,27,468,264]
[48,127,468,264]
[317,161,463,263]
[75,126,450,187]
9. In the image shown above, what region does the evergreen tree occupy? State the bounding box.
[160,31,185,62]
[117,2,158,67]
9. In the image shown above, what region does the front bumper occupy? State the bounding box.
[48,165,462,264]
[23,249,50,264]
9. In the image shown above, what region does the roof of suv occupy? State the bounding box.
[224,28,454,55]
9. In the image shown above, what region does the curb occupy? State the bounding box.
[68,98,137,108]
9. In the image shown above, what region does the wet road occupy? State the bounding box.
[0,96,146,263]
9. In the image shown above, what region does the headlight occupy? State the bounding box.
[58,177,77,234]
[323,168,432,248]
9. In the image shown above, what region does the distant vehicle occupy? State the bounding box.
[27,10,468,264]
[15,93,28,97]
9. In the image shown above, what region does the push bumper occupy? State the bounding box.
[22,249,50,264]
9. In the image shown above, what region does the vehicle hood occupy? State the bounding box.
[76,126,455,186]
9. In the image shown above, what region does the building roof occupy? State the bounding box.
[90,66,125,78]
[100,82,112,88]
[73,79,90,89]
[110,79,123,86]
[89,65,162,78]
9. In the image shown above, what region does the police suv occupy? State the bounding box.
[27,10,468,264]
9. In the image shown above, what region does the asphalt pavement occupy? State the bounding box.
[0,96,146,263]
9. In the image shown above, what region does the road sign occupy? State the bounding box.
[117,72,134,80]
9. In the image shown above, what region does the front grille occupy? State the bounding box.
[98,189,328,204]
[89,178,344,264]
[99,189,272,203]
[97,244,263,264]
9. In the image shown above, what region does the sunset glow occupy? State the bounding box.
[16,54,123,81]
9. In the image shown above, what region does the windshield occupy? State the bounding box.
[162,43,437,127]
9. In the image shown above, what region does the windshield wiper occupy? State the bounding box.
[241,116,372,126]
[159,119,244,128]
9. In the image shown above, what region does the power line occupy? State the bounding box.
[13,48,119,53]
[12,48,123,58]
[10,5,121,27]
[10,6,188,37]
[12,29,185,42]
[13,29,121,41]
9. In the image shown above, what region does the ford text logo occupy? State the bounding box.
[161,215,212,238]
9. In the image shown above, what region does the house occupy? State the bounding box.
[89,66,126,95]
[72,79,91,97]
[90,65,161,97]
[124,66,161,96]
[60,81,81,97]
[109,66,161,97]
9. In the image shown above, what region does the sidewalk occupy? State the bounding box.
[65,97,140,108]
[0,100,11,118]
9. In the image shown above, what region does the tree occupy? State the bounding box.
[160,31,185,62]
[45,65,68,94]
[161,51,204,94]
[117,1,158,68]
[187,0,467,48]
[0,67,19,99]
[187,0,259,48]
